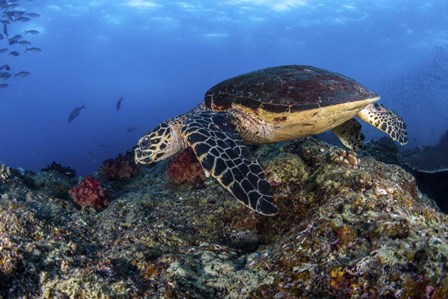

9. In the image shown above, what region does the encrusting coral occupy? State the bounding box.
[100,151,139,181]
[69,176,109,211]
[167,147,206,185]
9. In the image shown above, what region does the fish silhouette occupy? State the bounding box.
[116,96,123,110]
[24,29,39,35]
[14,71,30,78]
[68,104,86,122]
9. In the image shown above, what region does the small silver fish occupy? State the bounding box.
[25,47,41,53]
[0,48,8,53]
[9,51,20,56]
[14,71,30,78]
[24,30,39,35]
[0,83,8,88]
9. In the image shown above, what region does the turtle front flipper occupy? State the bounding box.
[358,103,408,144]
[182,111,279,216]
[332,119,365,150]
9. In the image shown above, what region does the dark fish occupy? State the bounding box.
[0,83,8,88]
[9,10,25,18]
[8,37,22,45]
[68,104,86,122]
[16,17,31,22]
[24,29,39,35]
[25,13,40,18]
[0,64,10,71]
[116,96,123,110]
[14,71,30,78]
[9,51,20,56]
[0,72,12,79]
[10,34,22,40]
[127,127,137,132]
[0,33,3,40]
[17,40,31,45]
[8,34,22,43]
[3,23,7,36]
[25,47,41,53]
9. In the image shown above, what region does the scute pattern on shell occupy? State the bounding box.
[205,65,378,113]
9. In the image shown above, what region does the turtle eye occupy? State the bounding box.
[372,103,383,111]
[139,136,151,150]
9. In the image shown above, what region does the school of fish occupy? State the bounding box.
[0,0,40,89]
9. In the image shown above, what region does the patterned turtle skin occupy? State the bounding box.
[135,65,408,216]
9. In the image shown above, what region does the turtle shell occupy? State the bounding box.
[204,65,378,113]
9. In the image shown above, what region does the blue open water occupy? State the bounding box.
[0,0,447,175]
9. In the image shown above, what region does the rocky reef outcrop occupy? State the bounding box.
[0,138,447,298]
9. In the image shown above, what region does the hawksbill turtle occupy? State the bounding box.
[135,65,407,216]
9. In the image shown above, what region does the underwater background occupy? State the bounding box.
[1,0,447,175]
[2,1,448,297]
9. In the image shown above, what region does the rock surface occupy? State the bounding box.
[0,138,447,298]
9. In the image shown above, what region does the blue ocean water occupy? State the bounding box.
[0,0,447,175]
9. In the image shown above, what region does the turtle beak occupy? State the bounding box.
[134,147,153,164]
[135,135,155,164]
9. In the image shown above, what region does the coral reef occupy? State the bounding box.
[0,138,447,298]
[69,176,109,211]
[33,169,75,198]
[41,161,76,178]
[329,147,360,168]
[360,136,400,165]
[0,163,11,182]
[167,147,206,185]
[401,141,448,213]
[100,151,139,181]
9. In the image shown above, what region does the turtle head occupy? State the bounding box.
[135,121,185,164]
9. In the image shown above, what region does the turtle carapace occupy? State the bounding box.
[135,65,408,216]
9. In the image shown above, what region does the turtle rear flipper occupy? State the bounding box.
[358,103,408,144]
[182,110,279,216]
[332,118,365,150]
